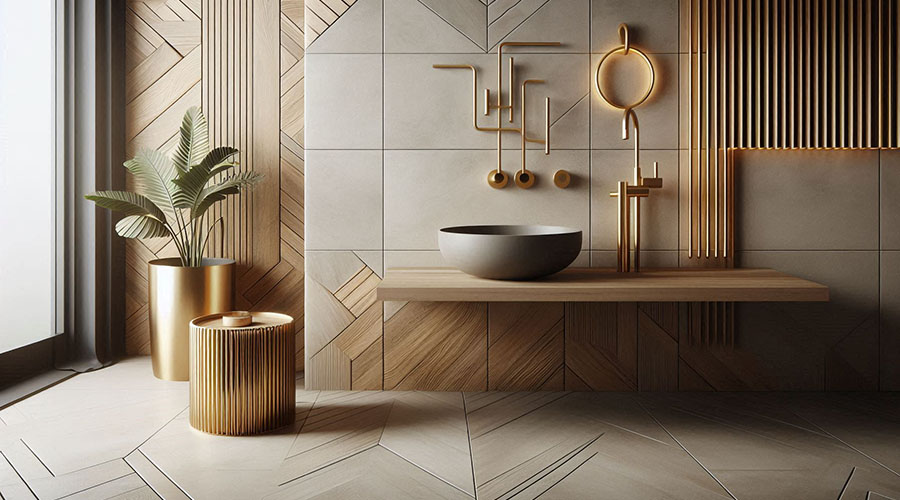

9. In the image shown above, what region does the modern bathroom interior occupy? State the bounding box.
[1,0,899,498]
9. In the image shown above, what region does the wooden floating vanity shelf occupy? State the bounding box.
[377,268,829,303]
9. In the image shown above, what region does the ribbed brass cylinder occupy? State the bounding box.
[148,258,234,381]
[189,312,295,435]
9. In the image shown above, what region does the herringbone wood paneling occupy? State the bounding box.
[124,0,305,368]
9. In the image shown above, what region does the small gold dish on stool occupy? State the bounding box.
[189,311,295,435]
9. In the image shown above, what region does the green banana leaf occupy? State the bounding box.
[115,215,170,239]
[173,106,209,173]
[123,148,179,223]
[84,191,165,221]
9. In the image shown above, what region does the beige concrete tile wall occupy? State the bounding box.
[304,0,898,390]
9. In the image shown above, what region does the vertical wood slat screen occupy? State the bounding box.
[687,0,899,263]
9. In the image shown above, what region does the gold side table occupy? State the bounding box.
[189,312,295,435]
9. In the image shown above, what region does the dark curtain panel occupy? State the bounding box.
[61,0,126,369]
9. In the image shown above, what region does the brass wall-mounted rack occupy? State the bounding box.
[434,42,566,189]
[597,24,663,272]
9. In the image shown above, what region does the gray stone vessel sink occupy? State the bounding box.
[438,225,582,280]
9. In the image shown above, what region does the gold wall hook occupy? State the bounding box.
[434,41,560,189]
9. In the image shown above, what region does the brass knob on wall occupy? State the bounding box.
[488,169,509,189]
[553,170,571,188]
[515,169,535,189]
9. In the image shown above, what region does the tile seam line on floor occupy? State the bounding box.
[123,452,184,500]
[135,448,194,500]
[0,450,38,500]
[639,402,738,500]
[20,439,54,477]
[837,466,856,500]
[480,431,589,490]
[670,406,811,452]
[792,412,900,478]
[285,390,321,457]
[377,443,475,498]
[495,433,603,499]
[125,405,189,459]
[471,391,571,439]
[533,452,598,499]
[56,471,136,500]
[286,410,387,459]
[461,391,479,500]
[278,443,379,487]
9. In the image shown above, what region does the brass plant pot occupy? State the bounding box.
[148,258,234,381]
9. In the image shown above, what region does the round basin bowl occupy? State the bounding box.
[438,225,582,280]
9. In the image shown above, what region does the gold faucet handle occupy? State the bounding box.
[609,186,650,198]
[642,161,663,188]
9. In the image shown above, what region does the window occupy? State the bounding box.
[0,0,62,353]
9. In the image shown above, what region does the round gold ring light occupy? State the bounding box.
[594,24,656,111]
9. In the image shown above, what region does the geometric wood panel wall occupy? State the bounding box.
[124,0,305,369]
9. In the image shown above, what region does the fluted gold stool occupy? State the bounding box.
[189,312,295,435]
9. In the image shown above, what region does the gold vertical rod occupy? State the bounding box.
[865,0,881,147]
[706,0,711,258]
[545,97,550,154]
[840,0,846,148]
[772,0,779,147]
[617,181,629,272]
[832,0,837,147]
[790,0,796,148]
[755,0,761,148]
[879,0,883,148]
[860,0,865,147]
[738,0,744,148]
[711,0,717,258]
[891,0,895,147]
[689,0,695,259]
[805,0,811,147]
[695,0,702,259]
[814,0,819,147]
[763,0,770,146]
[509,57,515,123]
[849,0,855,148]
[727,0,735,259]
[781,0,787,147]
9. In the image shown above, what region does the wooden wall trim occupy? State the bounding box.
[124,0,305,368]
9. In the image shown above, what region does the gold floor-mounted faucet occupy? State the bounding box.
[434,42,564,189]
[597,24,662,272]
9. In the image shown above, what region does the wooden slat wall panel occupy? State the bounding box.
[124,0,305,369]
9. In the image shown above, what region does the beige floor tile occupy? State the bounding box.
[65,472,155,500]
[29,459,134,500]
[125,450,190,500]
[3,358,900,499]
[380,392,474,496]
[270,446,470,500]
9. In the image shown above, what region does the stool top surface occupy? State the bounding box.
[191,311,294,330]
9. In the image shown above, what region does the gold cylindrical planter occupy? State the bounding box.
[189,312,295,435]
[148,258,234,381]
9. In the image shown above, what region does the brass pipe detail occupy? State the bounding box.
[434,44,559,188]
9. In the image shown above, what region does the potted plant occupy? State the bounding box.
[86,107,261,381]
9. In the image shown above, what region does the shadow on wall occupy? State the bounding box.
[730,149,884,391]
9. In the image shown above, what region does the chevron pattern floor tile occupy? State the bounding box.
[2,358,900,499]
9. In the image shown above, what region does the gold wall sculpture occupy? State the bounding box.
[124,0,306,369]
[685,0,900,267]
